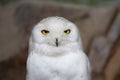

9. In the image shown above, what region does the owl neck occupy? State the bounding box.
[29,41,82,57]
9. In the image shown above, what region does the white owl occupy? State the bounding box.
[26,16,91,80]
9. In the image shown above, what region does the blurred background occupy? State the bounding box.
[0,0,120,80]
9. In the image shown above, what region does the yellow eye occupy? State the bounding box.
[64,29,71,34]
[41,30,49,35]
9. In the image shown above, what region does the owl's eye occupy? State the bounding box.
[64,29,71,34]
[41,30,49,35]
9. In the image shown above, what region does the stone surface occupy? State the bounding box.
[89,13,120,73]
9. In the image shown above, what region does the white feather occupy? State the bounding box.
[26,16,91,80]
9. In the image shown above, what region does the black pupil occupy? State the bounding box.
[43,30,49,33]
[64,29,70,33]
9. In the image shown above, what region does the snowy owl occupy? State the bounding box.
[26,16,91,80]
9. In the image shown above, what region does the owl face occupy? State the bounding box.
[32,17,79,47]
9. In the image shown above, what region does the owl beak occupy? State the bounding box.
[55,38,58,47]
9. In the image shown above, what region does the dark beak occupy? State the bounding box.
[55,38,58,47]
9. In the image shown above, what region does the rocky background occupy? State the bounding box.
[0,0,120,80]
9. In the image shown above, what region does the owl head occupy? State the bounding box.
[31,17,82,48]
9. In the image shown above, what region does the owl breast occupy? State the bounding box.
[27,51,89,80]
